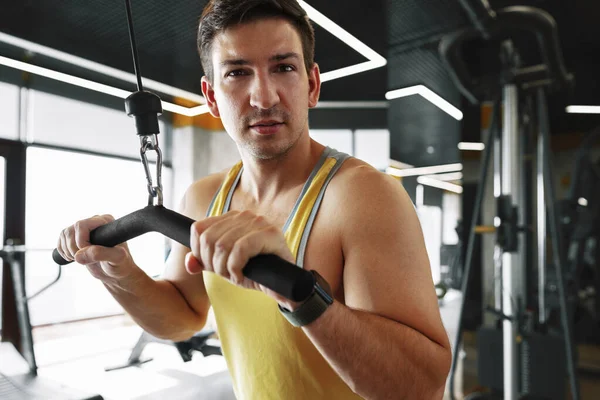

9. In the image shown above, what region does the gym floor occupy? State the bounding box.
[25,299,600,399]
[23,292,463,400]
[31,315,235,400]
[19,291,459,400]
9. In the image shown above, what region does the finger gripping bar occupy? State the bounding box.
[51,206,314,301]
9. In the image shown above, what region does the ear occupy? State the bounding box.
[307,63,321,109]
[201,76,220,118]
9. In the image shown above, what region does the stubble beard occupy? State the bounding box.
[240,108,305,161]
[242,124,303,161]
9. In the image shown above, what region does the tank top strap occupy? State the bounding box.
[205,147,350,267]
[206,161,243,217]
[284,148,351,267]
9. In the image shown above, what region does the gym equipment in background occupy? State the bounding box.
[0,243,104,400]
[105,329,222,372]
[439,2,578,400]
[557,128,600,346]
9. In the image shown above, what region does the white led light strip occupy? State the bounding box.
[298,1,387,83]
[566,105,600,114]
[417,175,463,194]
[385,85,463,120]
[0,2,386,116]
[316,101,388,109]
[421,172,463,181]
[388,159,414,169]
[458,142,485,151]
[0,56,208,116]
[386,163,463,178]
[0,32,206,104]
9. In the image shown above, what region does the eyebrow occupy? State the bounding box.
[270,52,301,62]
[220,52,301,68]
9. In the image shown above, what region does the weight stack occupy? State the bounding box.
[477,327,567,399]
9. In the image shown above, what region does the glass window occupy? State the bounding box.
[0,81,19,140]
[309,130,353,155]
[25,147,172,326]
[0,157,5,333]
[0,156,5,246]
[28,90,166,159]
[442,192,461,245]
[354,129,390,170]
[416,205,442,284]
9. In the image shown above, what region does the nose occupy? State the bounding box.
[249,72,280,110]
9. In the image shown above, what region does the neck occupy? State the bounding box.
[238,135,325,203]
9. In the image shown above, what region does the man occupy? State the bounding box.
[56,0,451,398]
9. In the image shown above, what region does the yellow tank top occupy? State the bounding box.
[204,147,362,399]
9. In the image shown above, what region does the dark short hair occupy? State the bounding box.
[197,0,315,83]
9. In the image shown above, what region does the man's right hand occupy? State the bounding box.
[56,214,137,283]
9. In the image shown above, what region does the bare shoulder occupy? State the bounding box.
[177,169,230,220]
[325,157,413,220]
[331,157,399,187]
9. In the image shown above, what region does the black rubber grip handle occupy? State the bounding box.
[439,6,573,104]
[52,206,315,301]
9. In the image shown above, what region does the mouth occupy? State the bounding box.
[249,120,284,135]
[249,120,284,128]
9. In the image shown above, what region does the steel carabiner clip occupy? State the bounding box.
[140,134,164,206]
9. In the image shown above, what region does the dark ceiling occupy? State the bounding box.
[0,0,387,101]
[1,0,599,166]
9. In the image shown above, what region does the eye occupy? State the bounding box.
[225,69,249,78]
[277,64,295,73]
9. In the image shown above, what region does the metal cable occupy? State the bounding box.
[124,0,143,91]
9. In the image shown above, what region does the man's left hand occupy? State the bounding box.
[185,210,300,309]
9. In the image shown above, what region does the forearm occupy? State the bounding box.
[302,301,451,399]
[104,268,206,341]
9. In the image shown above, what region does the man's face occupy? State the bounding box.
[201,17,320,160]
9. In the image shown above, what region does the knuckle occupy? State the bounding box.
[232,238,247,255]
[74,220,84,232]
[239,210,255,219]
[199,231,212,247]
[64,227,75,241]
[253,215,266,225]
[214,239,229,252]
[74,222,88,241]
[191,220,206,236]
[265,225,280,235]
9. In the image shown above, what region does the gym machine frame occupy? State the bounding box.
[440,5,578,400]
[0,243,103,399]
